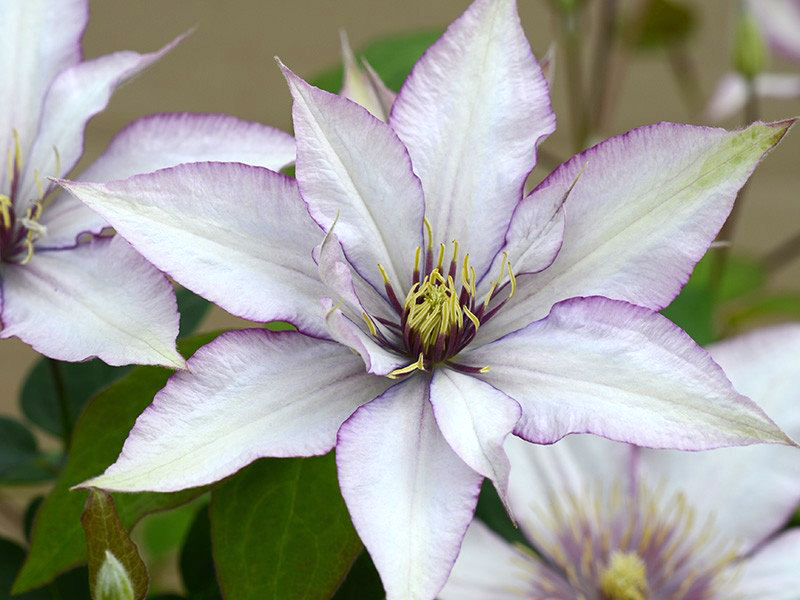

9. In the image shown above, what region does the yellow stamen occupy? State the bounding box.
[598,552,649,600]
[377,263,391,285]
[0,194,11,230]
[463,306,480,332]
[362,312,377,336]
[387,353,425,379]
[413,246,421,275]
[12,129,22,171]
[436,242,445,271]
[423,217,433,252]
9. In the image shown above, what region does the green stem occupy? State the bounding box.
[667,44,702,118]
[47,357,72,452]
[708,79,758,302]
[563,9,590,152]
[590,0,618,133]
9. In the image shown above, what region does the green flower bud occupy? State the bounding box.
[95,551,134,600]
[734,12,767,79]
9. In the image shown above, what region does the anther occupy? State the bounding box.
[387,353,425,379]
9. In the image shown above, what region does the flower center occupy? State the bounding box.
[0,130,57,265]
[370,219,516,379]
[525,482,739,599]
[599,552,649,600]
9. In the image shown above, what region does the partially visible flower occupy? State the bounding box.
[0,0,296,366]
[62,0,794,598]
[441,324,800,599]
[338,31,395,122]
[707,1,800,121]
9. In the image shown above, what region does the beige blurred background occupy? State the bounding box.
[0,0,798,535]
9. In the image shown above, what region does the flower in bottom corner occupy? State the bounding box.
[441,324,800,600]
[0,0,296,367]
[61,0,796,598]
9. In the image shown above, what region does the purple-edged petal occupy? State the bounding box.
[280,63,424,294]
[748,0,800,62]
[59,162,331,336]
[322,300,407,376]
[729,529,800,598]
[339,31,395,121]
[476,121,793,345]
[439,520,541,600]
[82,329,390,492]
[430,368,521,506]
[638,325,800,553]
[41,113,296,248]
[0,236,182,367]
[462,297,792,450]
[0,0,87,189]
[19,35,184,210]
[389,0,555,278]
[707,72,800,122]
[336,375,483,600]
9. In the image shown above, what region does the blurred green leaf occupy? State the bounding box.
[210,454,361,600]
[82,489,148,600]
[1,537,89,600]
[23,496,44,543]
[19,288,210,440]
[310,29,442,94]
[331,551,383,600]
[139,497,206,565]
[624,0,696,50]
[0,417,56,484]
[662,254,764,345]
[725,294,800,332]
[475,480,527,546]
[179,507,222,600]
[13,333,219,595]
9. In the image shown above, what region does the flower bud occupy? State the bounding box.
[95,550,134,600]
[734,12,767,79]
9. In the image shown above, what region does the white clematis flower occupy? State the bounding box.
[0,0,296,366]
[441,324,800,600]
[62,0,795,597]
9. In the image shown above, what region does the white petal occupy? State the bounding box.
[336,375,483,600]
[476,121,794,344]
[59,162,331,337]
[0,0,87,190]
[281,62,424,294]
[41,113,296,248]
[19,35,183,209]
[0,236,182,367]
[504,434,634,549]
[637,324,800,553]
[707,72,800,122]
[463,297,791,450]
[339,31,394,121]
[390,0,555,277]
[430,368,521,507]
[83,329,389,492]
[748,0,800,62]
[439,520,539,600]
[730,530,800,599]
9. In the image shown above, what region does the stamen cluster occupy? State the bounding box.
[0,130,57,265]
[364,219,516,379]
[524,482,739,600]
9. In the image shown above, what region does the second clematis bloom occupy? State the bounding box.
[441,324,800,599]
[62,0,795,598]
[0,0,296,366]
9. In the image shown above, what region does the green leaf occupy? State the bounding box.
[210,454,362,600]
[13,333,219,595]
[475,480,527,546]
[180,507,222,600]
[19,288,210,440]
[331,551,383,600]
[725,294,800,332]
[0,417,56,484]
[82,489,148,600]
[176,287,212,338]
[1,537,88,600]
[310,29,442,94]
[23,496,44,543]
[661,253,764,345]
[138,496,206,564]
[624,0,696,50]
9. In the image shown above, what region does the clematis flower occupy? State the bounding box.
[441,324,800,599]
[0,0,295,366]
[62,0,795,597]
[707,0,800,121]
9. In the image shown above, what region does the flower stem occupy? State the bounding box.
[562,8,590,152]
[708,79,759,302]
[47,357,72,452]
[667,44,702,118]
[762,230,800,275]
[590,0,618,133]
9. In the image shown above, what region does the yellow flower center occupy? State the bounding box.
[599,551,649,600]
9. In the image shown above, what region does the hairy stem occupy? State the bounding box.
[667,44,703,118]
[590,0,618,133]
[762,230,800,275]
